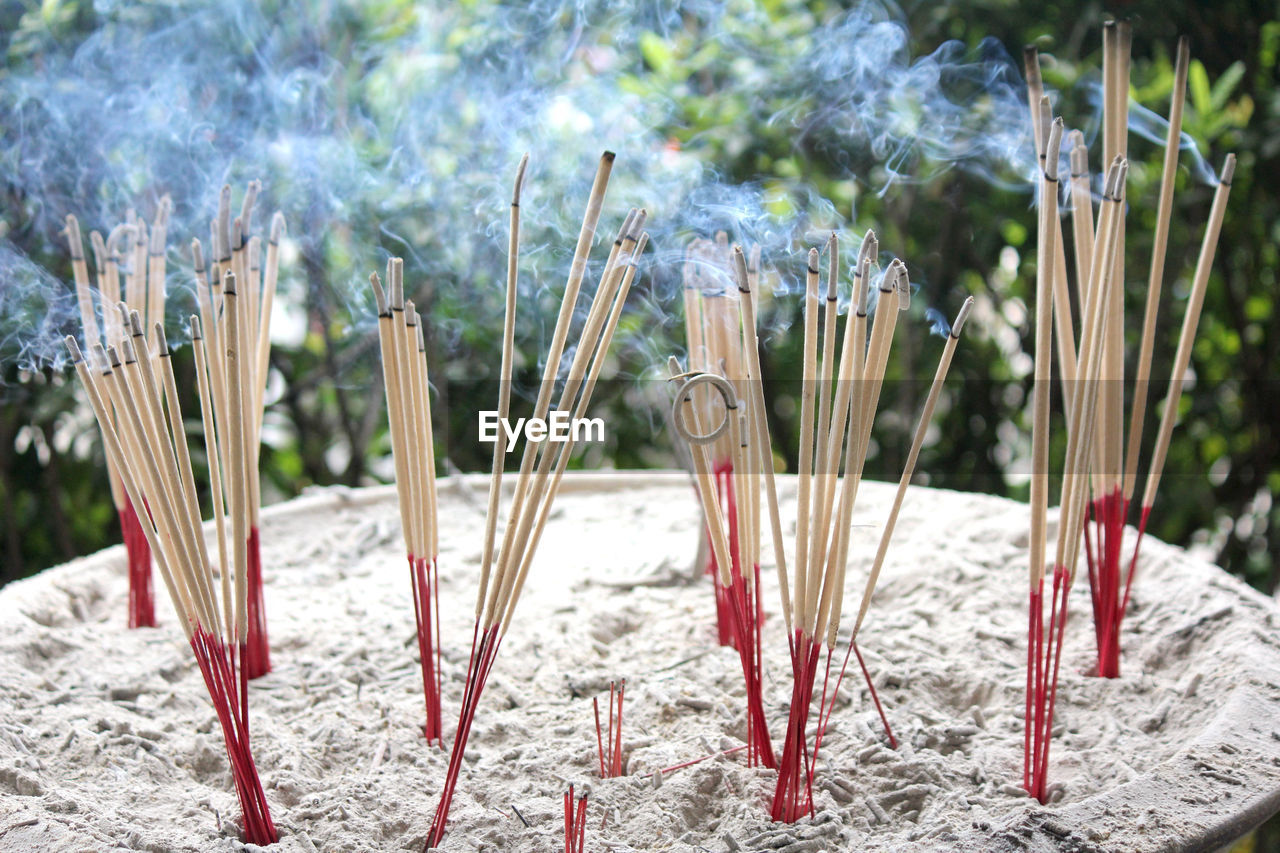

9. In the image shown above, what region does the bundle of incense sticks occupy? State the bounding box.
[425,152,646,848]
[1022,26,1236,683]
[191,182,285,679]
[64,327,276,844]
[671,237,972,820]
[680,235,763,648]
[370,259,442,743]
[670,238,772,770]
[64,199,172,627]
[1020,30,1235,797]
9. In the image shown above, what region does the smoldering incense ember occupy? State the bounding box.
[425,152,646,848]
[371,258,444,743]
[64,329,275,844]
[192,183,284,680]
[64,200,171,628]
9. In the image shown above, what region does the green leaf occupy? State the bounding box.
[639,32,675,78]
[1188,60,1212,116]
[1210,61,1246,112]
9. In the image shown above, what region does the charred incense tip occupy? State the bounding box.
[615,209,637,246]
[64,336,84,363]
[952,296,975,338]
[1037,96,1052,159]
[64,215,84,259]
[512,153,530,206]
[1022,45,1041,82]
[405,300,418,326]
[270,211,286,244]
[807,247,820,276]
[601,150,616,164]
[732,245,752,294]
[191,239,205,273]
[1069,132,1088,177]
[154,323,170,356]
[1044,118,1064,182]
[240,180,260,232]
[370,273,388,316]
[105,345,122,369]
[880,259,901,292]
[630,209,649,240]
[667,355,684,379]
[896,264,911,310]
[1115,159,1130,198]
[232,217,244,253]
[217,185,232,262]
[134,219,148,247]
[190,315,203,341]
[858,229,877,270]
[123,306,144,338]
[1219,153,1237,187]
[106,223,132,257]
[389,258,405,310]
[1118,19,1133,47]
[223,270,238,296]
[855,256,871,315]
[120,338,138,365]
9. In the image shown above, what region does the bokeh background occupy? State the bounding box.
[0,0,1277,846]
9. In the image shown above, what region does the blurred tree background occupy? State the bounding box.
[0,0,1276,844]
[0,0,1273,586]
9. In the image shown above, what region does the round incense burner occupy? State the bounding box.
[2,473,1278,851]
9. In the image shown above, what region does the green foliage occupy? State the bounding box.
[0,0,1276,614]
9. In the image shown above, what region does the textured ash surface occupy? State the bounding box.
[1,472,1279,852]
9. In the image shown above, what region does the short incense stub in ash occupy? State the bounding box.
[425,150,648,849]
[593,679,627,778]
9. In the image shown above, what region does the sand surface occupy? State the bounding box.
[2,472,1280,852]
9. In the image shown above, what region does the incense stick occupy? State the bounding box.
[426,153,642,848]
[65,334,276,844]
[371,258,444,743]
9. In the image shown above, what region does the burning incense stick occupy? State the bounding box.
[65,330,276,844]
[371,258,444,743]
[671,237,970,821]
[1024,30,1236,679]
[191,183,284,680]
[672,237,774,768]
[1025,141,1129,801]
[425,152,644,848]
[63,200,171,628]
[679,237,764,648]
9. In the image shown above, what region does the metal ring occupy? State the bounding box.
[671,372,737,445]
